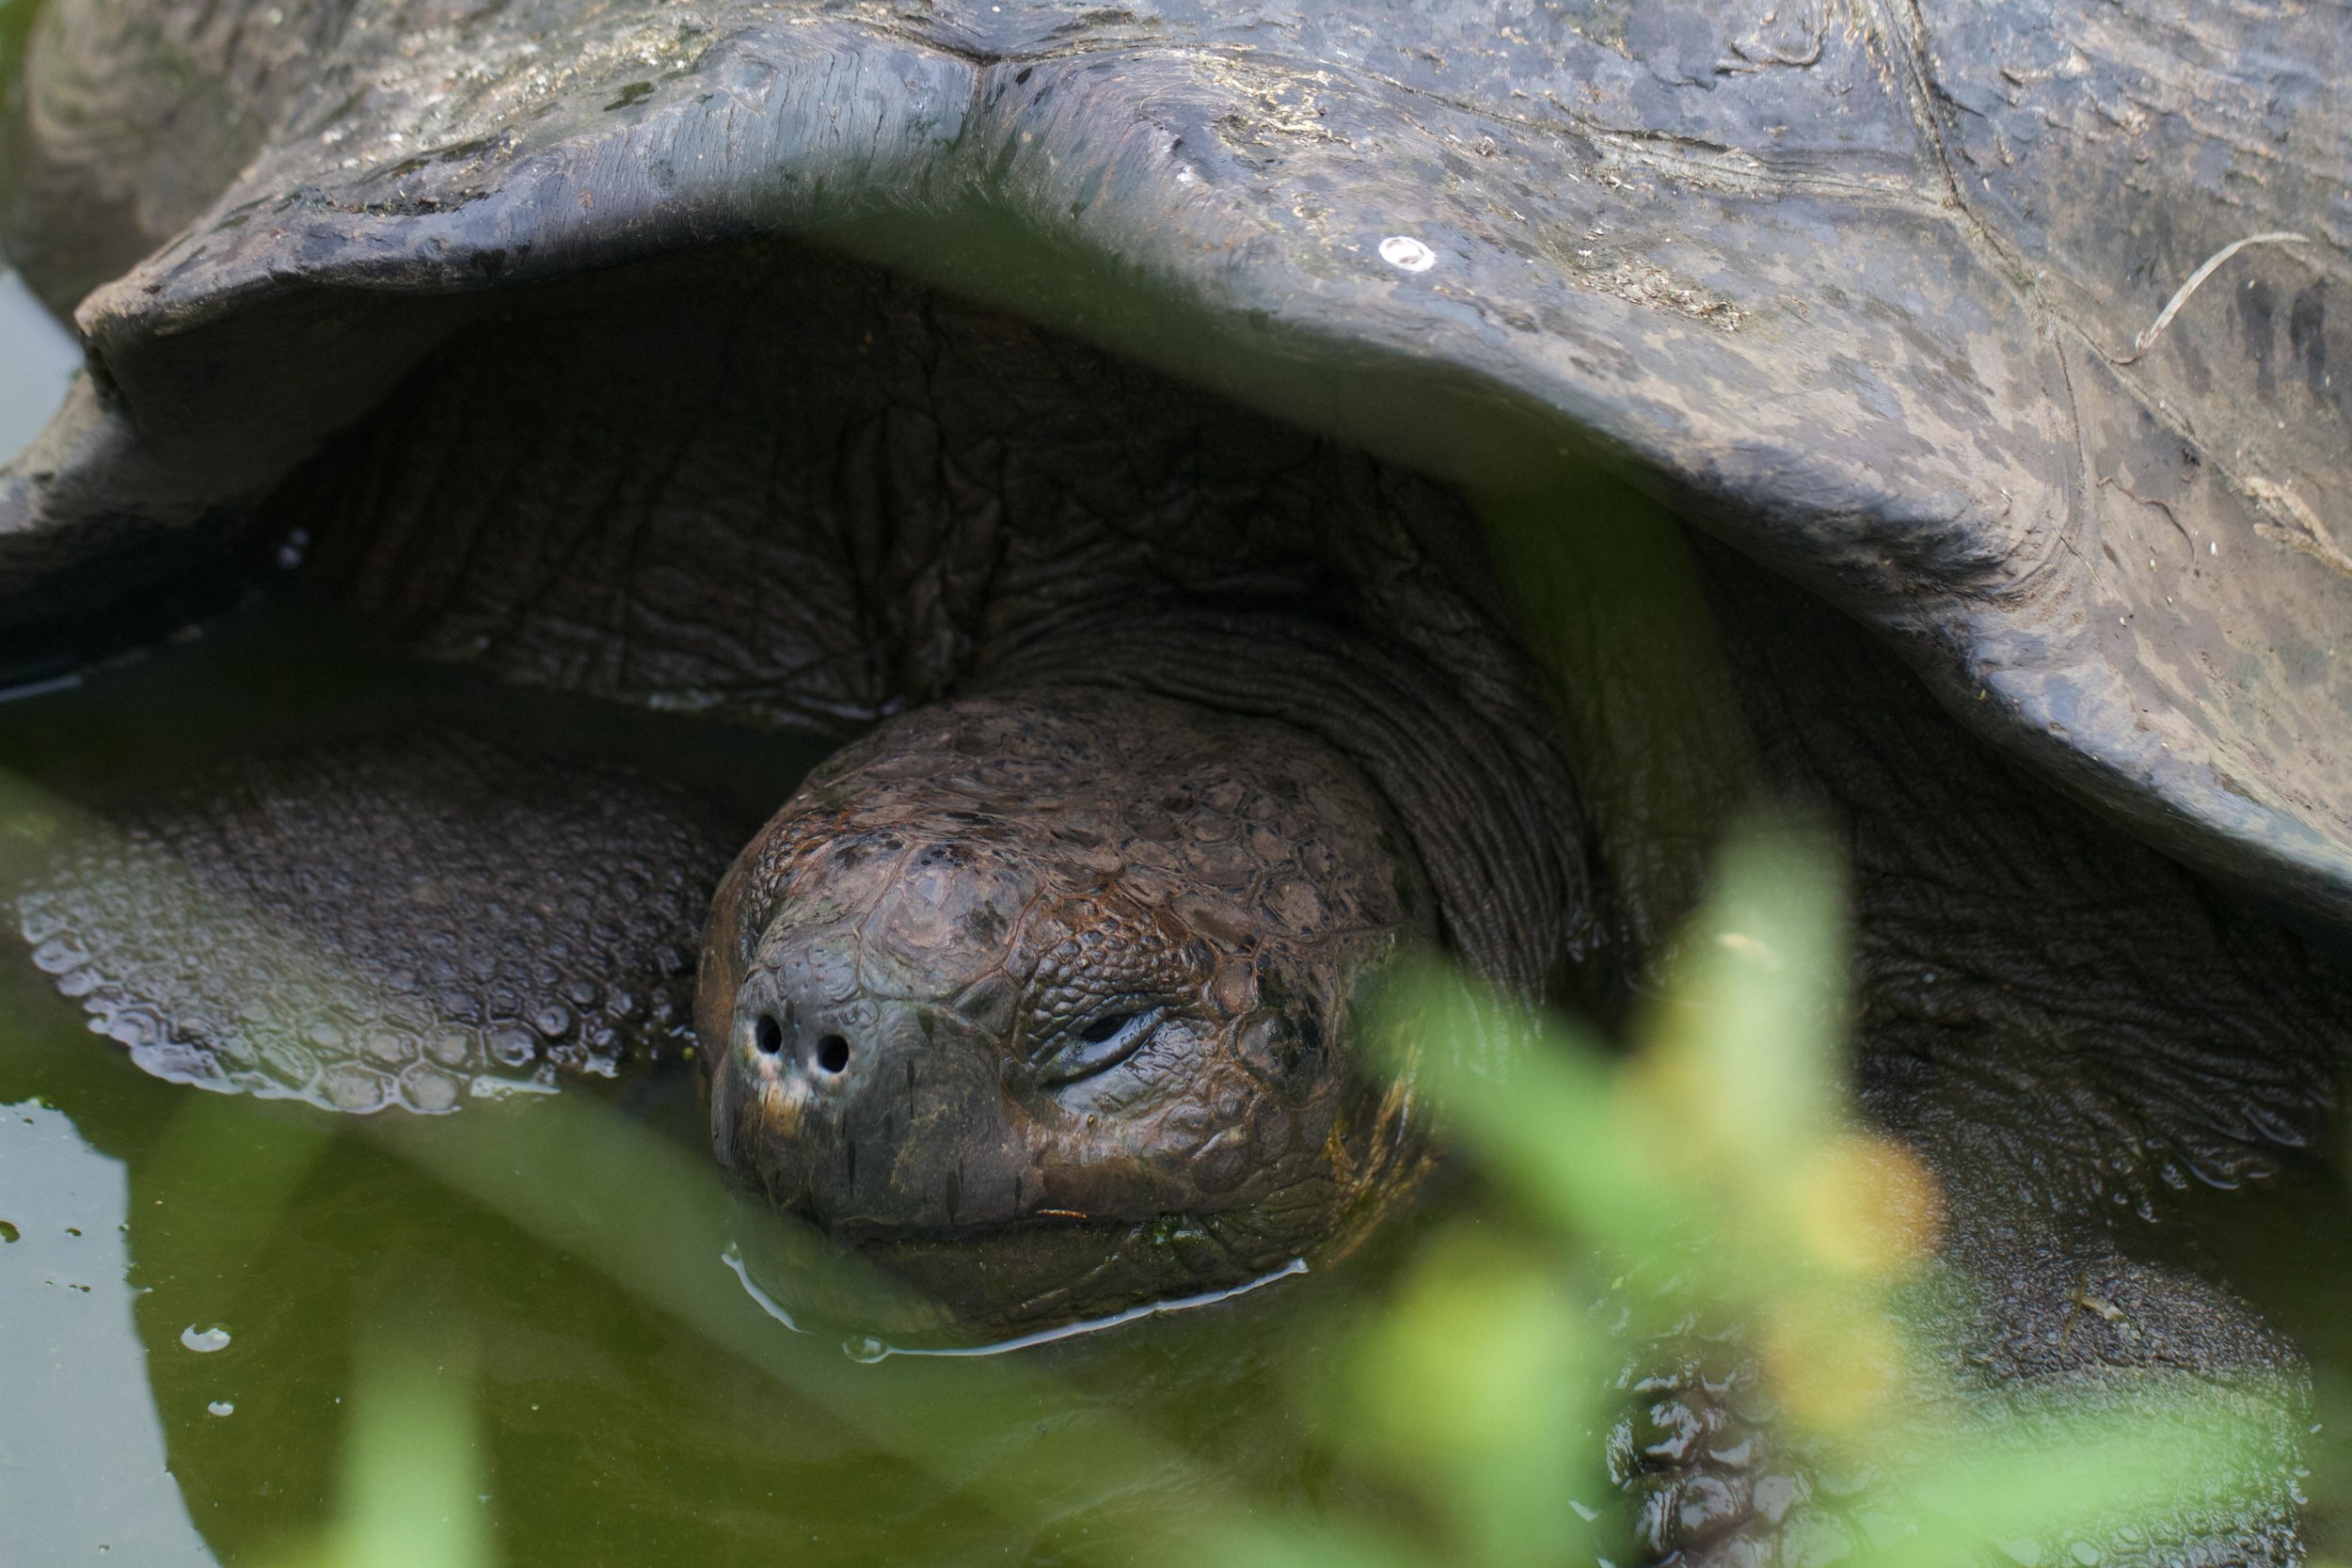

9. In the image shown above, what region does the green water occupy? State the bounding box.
[0,974,1358,1566]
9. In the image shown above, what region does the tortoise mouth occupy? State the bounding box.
[730,1201,1297,1344]
[850,1218,1152,1332]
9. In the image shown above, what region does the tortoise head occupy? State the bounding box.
[699,687,1438,1337]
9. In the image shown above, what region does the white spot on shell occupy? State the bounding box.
[1378,235,1438,273]
[182,1324,231,1354]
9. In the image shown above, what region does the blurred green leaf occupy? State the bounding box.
[324,1333,497,1568]
[1354,820,2288,1568]
[1339,1230,1602,1568]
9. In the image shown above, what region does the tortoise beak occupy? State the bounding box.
[710,931,1034,1232]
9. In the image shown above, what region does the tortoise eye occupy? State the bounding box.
[1038,1008,1160,1087]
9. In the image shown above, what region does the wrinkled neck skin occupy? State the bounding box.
[698,664,1453,1335]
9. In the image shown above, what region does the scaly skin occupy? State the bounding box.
[19,734,728,1108]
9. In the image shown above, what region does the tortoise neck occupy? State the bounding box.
[971,603,1598,1026]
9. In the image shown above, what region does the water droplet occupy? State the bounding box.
[181,1323,231,1354]
[1378,234,1438,273]
[842,1336,890,1364]
[206,1401,234,1418]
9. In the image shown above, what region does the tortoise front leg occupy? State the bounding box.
[1614,1117,2314,1568]
[16,730,736,1108]
[1604,537,2352,1566]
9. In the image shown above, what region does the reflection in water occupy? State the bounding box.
[1,911,1349,1566]
[0,267,77,456]
[0,1100,218,1565]
[837,1258,1311,1363]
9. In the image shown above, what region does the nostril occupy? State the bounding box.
[754,1014,785,1055]
[816,1034,850,1074]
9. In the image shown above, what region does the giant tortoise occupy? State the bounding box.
[4,0,2350,1562]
